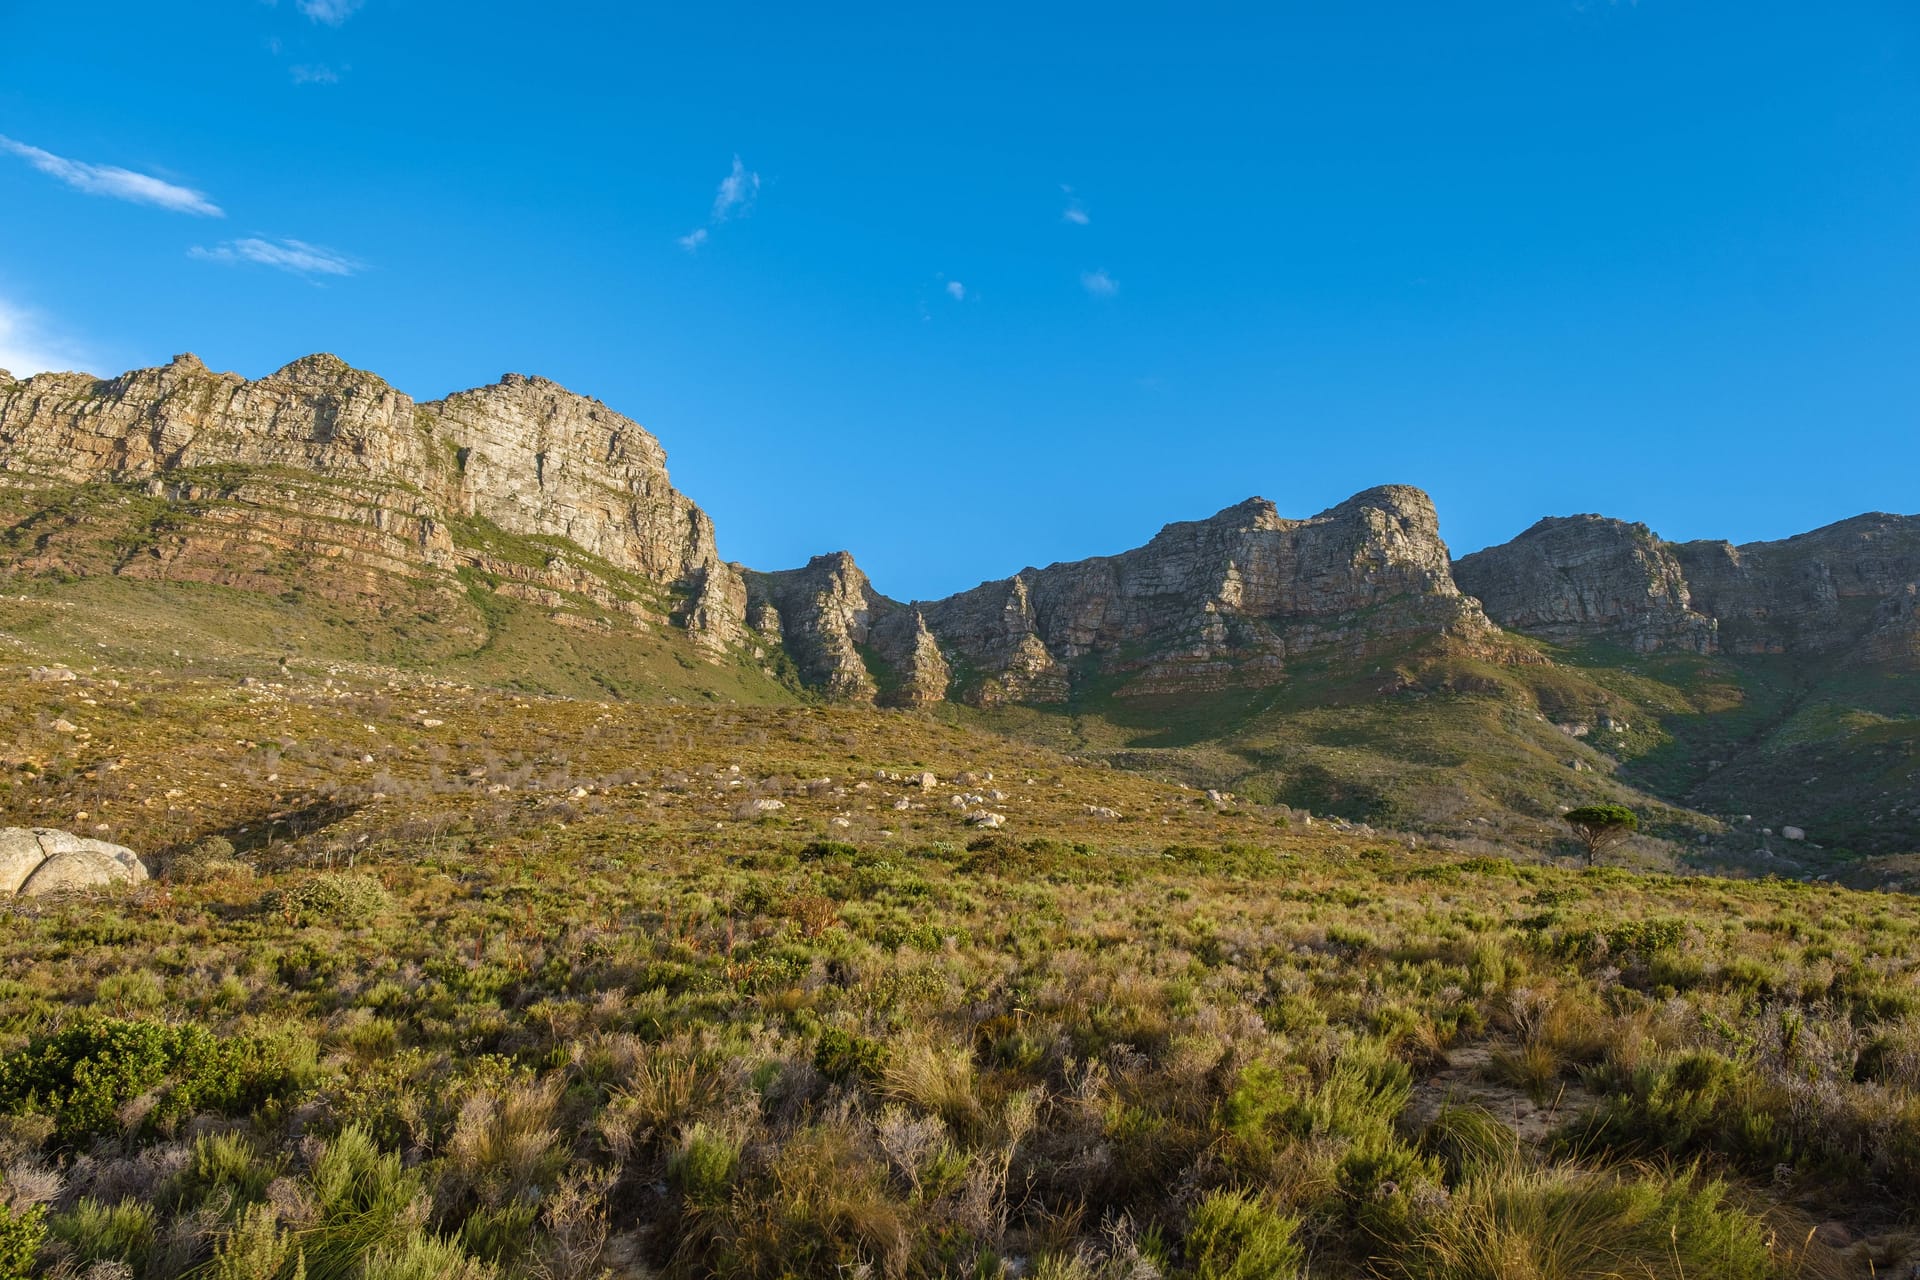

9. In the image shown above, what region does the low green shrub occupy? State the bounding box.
[0,1016,315,1143]
[259,871,392,926]
[1562,1051,1784,1171]
[1183,1188,1303,1280]
[814,1027,888,1085]
[1385,1163,1778,1280]
[46,1198,155,1274]
[0,1201,44,1280]
[669,1121,741,1207]
[166,834,253,883]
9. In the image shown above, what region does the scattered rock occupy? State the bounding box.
[1782,826,1806,841]
[964,810,1005,829]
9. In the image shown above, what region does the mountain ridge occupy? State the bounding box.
[4,352,1916,863]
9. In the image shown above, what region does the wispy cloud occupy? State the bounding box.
[1061,184,1090,225]
[0,134,223,217]
[679,155,762,251]
[290,64,340,84]
[296,0,364,24]
[190,236,362,278]
[712,155,760,220]
[0,297,91,377]
[945,281,967,302]
[1080,268,1119,298]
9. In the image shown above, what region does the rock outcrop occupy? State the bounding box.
[1462,509,1920,662]
[1453,516,1717,654]
[0,354,743,648]
[0,828,149,895]
[913,486,1507,704]
[1673,514,1920,658]
[746,553,951,706]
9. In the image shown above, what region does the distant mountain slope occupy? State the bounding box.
[1458,513,1920,856]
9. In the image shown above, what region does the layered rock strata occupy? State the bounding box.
[1453,516,1717,654]
[744,486,1509,707]
[0,354,743,647]
[1459,509,1920,661]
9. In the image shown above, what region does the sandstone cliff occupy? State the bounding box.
[926,486,1508,703]
[1453,516,1717,654]
[1459,509,1920,662]
[0,354,744,648]
[745,553,950,706]
[1673,514,1920,658]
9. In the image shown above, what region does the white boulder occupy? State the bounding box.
[0,828,148,896]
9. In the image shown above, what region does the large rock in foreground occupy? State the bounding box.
[0,828,149,896]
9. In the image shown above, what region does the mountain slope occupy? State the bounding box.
[0,354,787,701]
[1458,513,1920,856]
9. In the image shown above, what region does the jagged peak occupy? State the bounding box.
[1314,483,1439,524]
[1494,513,1663,548]
[269,352,389,388]
[808,550,862,574]
[435,371,617,414]
[1207,496,1281,523]
[168,353,207,372]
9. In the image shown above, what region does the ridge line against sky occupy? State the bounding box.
[0,2,1915,599]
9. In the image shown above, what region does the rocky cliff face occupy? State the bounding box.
[0,354,744,648]
[1460,510,1920,662]
[1453,516,1718,654]
[1673,514,1920,658]
[10,351,1909,711]
[731,487,1515,708]
[923,486,1507,703]
[745,553,950,706]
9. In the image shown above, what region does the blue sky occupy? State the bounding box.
[1,2,1915,600]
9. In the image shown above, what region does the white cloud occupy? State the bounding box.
[678,156,761,250]
[290,64,340,84]
[0,297,91,377]
[712,154,761,221]
[1061,185,1089,225]
[190,236,362,278]
[0,134,223,217]
[945,281,967,301]
[1080,268,1119,298]
[296,0,363,24]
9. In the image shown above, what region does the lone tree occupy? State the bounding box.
[1564,803,1638,866]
